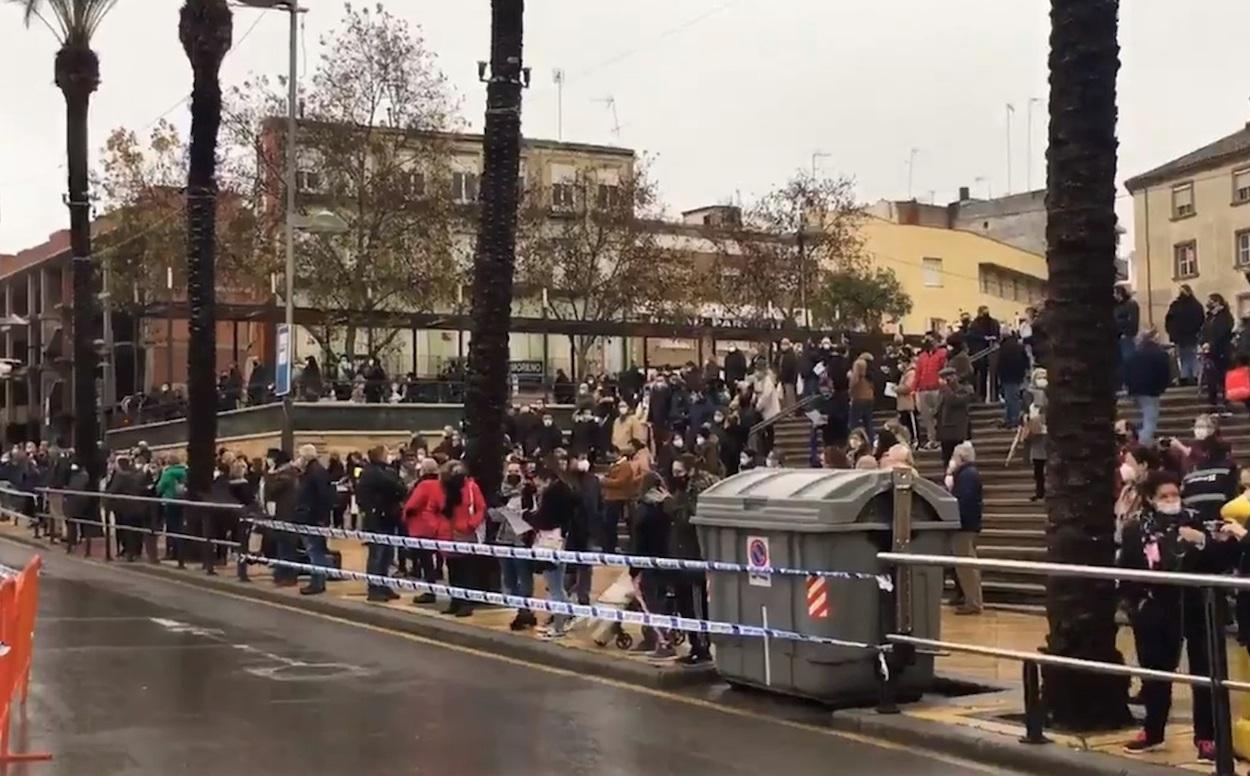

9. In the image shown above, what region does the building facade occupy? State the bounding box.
[1126,123,1250,329]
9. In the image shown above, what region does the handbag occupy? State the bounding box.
[1226,366,1250,403]
[533,528,565,552]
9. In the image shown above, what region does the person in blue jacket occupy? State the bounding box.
[945,441,982,615]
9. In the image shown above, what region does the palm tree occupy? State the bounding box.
[1042,0,1131,730]
[463,0,524,500]
[179,0,231,567]
[11,0,118,484]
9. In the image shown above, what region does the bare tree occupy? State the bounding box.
[516,165,698,375]
[223,3,461,360]
[709,172,865,326]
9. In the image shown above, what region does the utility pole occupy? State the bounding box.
[906,147,919,199]
[1027,97,1043,191]
[552,68,564,141]
[797,195,809,331]
[811,150,829,178]
[1005,103,1015,196]
[99,251,113,440]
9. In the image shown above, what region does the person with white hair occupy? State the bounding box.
[945,441,983,615]
[293,444,335,595]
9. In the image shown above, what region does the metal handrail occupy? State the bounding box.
[748,393,820,437]
[880,548,1244,768]
[35,486,246,511]
[968,342,1001,364]
[879,551,1250,592]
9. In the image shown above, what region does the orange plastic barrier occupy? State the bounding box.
[0,556,50,765]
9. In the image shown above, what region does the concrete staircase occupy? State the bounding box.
[771,387,1250,606]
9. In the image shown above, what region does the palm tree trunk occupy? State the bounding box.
[464,0,524,501]
[181,0,232,568]
[1041,0,1131,730]
[57,45,101,484]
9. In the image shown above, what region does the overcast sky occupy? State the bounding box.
[2,0,1248,254]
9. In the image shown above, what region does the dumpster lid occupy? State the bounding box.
[692,467,959,530]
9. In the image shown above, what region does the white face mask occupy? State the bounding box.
[575,459,590,473]
[672,438,684,449]
[1156,501,1183,516]
[1119,463,1138,483]
[1195,425,1213,441]
[543,419,553,427]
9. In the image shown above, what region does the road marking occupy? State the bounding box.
[8,541,1011,774]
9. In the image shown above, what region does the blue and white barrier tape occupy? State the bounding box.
[246,518,893,591]
[242,554,890,657]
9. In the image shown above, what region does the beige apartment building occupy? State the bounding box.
[1126,123,1250,329]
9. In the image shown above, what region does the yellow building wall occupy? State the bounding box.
[858,216,1049,335]
[1130,158,1250,332]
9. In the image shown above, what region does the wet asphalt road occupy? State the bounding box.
[0,540,1013,776]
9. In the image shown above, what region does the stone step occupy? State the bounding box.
[979,544,1047,561]
[980,528,1046,546]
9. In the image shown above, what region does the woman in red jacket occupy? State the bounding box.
[406,460,486,616]
[403,459,444,602]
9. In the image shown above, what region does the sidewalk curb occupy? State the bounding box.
[829,709,1183,776]
[3,532,714,691]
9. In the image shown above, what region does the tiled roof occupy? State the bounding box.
[1125,124,1250,192]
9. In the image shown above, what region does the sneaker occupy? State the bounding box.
[629,640,658,655]
[1123,732,1165,754]
[412,593,436,605]
[677,653,713,667]
[650,644,678,660]
[1196,740,1216,762]
[954,604,983,616]
[541,628,566,640]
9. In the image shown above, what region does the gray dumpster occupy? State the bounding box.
[692,467,959,704]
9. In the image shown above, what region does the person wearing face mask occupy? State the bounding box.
[402,458,446,603]
[775,338,799,408]
[600,445,638,555]
[1166,285,1205,386]
[569,454,600,605]
[525,466,576,639]
[434,461,486,616]
[667,456,717,665]
[1114,445,1159,545]
[611,401,645,455]
[1201,293,1235,412]
[489,462,536,630]
[1119,470,1222,759]
[1023,368,1049,502]
[528,413,563,459]
[936,367,974,470]
[1176,419,1239,525]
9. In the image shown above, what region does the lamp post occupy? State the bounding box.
[239,1,345,451]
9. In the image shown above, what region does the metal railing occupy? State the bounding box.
[879,550,1244,774]
[748,392,820,437]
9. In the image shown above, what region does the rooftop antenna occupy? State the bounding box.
[594,95,622,140]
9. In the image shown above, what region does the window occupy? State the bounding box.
[552,182,576,210]
[922,257,943,287]
[295,169,322,193]
[928,318,947,336]
[1172,183,1195,218]
[452,171,479,204]
[404,171,426,198]
[1237,230,1250,269]
[596,184,622,210]
[1173,240,1198,279]
[1236,169,1250,204]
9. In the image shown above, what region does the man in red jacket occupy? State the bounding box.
[914,333,948,450]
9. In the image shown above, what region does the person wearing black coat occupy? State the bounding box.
[1202,294,1236,411]
[64,457,100,556]
[526,467,577,637]
[107,455,151,561]
[1166,285,1205,385]
[966,306,1001,402]
[776,338,799,408]
[723,348,748,389]
[362,358,388,404]
[946,442,983,615]
[294,446,335,595]
[1124,331,1172,446]
[356,446,409,602]
[527,414,564,458]
[619,364,645,407]
[647,378,674,443]
[996,333,1029,429]
[1114,286,1141,388]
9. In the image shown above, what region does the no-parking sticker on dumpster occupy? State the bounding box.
[747,536,771,587]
